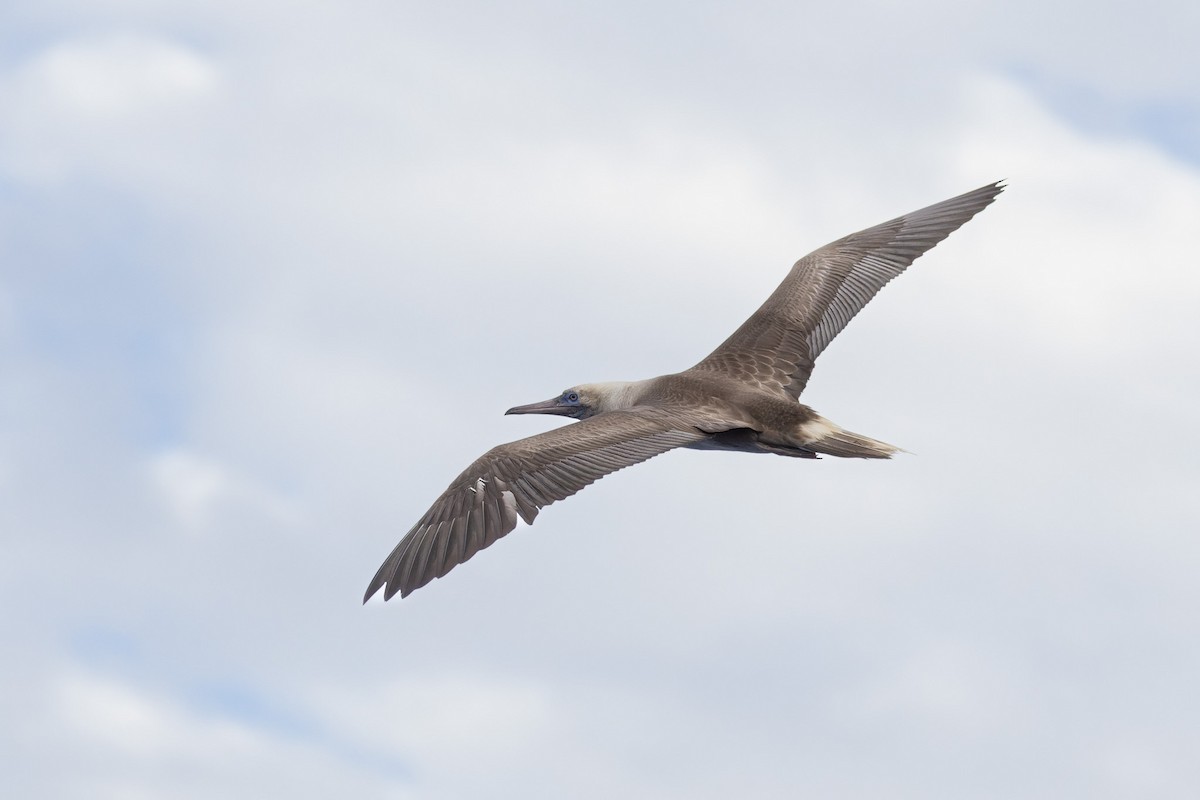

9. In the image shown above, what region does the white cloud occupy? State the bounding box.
[952,75,1200,358]
[149,450,234,529]
[55,670,260,758]
[17,33,218,120]
[0,32,219,184]
[37,669,405,799]
[148,449,302,532]
[829,640,1029,732]
[316,673,555,772]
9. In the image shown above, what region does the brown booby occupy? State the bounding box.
[365,181,1004,601]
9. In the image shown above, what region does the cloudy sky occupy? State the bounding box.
[3,1,1199,798]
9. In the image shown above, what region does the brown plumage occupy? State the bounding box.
[365,181,1004,601]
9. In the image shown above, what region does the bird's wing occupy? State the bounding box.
[364,409,707,601]
[688,181,1004,398]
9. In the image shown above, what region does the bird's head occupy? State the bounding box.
[506,382,638,420]
[505,386,596,420]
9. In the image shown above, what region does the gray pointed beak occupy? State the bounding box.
[505,397,574,416]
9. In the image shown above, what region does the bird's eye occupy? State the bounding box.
[565,392,580,403]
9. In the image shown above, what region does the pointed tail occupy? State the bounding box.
[803,417,901,459]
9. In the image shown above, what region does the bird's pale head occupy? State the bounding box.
[505,381,640,420]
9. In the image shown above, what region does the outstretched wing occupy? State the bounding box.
[689,181,1004,398]
[364,410,707,601]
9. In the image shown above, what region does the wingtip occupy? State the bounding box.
[362,583,381,605]
[363,579,408,603]
[936,180,1005,219]
[970,179,1006,199]
[362,571,391,604]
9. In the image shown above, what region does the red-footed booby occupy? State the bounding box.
[365,182,1004,602]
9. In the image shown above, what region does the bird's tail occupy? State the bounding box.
[802,416,901,459]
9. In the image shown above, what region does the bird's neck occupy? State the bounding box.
[583,380,648,413]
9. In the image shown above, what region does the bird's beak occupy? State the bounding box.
[505,397,575,416]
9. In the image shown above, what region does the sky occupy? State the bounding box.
[2,1,1199,798]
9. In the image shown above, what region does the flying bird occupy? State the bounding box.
[365,181,1004,602]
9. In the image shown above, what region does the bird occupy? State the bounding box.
[364,181,1004,602]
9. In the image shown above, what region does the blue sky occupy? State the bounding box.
[3,2,1199,798]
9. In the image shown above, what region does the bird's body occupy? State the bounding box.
[564,373,892,459]
[365,182,1004,602]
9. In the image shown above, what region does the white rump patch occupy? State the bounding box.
[799,415,839,443]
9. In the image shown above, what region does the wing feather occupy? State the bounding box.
[690,181,1003,398]
[364,410,706,601]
